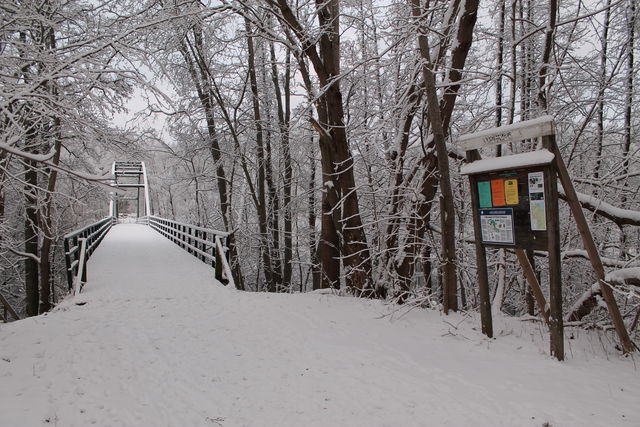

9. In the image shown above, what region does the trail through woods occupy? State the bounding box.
[0,225,638,426]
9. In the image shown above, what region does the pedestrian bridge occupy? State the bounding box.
[62,161,235,297]
[78,223,229,299]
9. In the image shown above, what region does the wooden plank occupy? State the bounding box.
[514,249,550,325]
[467,150,493,338]
[541,140,564,361]
[458,115,555,152]
[550,139,635,354]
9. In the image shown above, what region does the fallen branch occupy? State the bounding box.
[566,267,640,321]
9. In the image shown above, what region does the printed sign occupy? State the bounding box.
[491,179,506,206]
[504,179,519,204]
[528,172,546,230]
[528,172,544,194]
[478,181,492,208]
[480,208,515,245]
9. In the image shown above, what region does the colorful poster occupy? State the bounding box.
[479,209,515,244]
[491,179,506,206]
[504,179,519,204]
[478,181,492,208]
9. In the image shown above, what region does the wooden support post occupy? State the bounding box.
[549,139,635,353]
[542,137,564,360]
[514,249,550,325]
[467,150,493,338]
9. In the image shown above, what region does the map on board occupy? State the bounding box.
[530,200,547,231]
[479,209,514,244]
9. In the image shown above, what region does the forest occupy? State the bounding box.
[1,0,638,346]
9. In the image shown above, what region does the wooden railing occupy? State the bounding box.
[0,287,20,322]
[142,216,234,287]
[63,216,115,293]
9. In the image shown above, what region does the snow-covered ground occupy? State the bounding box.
[1,224,638,427]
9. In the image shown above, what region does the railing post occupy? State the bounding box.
[74,238,88,296]
[195,229,201,260]
[211,233,216,268]
[214,237,223,282]
[0,289,20,322]
[82,249,88,284]
[63,237,73,291]
[73,235,79,280]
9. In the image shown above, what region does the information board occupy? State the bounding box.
[471,167,550,250]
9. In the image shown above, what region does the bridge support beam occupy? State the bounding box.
[110,161,152,219]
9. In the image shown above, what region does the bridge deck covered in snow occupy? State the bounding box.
[0,224,639,426]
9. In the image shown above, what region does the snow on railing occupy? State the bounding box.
[142,216,233,287]
[63,216,115,292]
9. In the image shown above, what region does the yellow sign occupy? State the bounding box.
[505,179,519,204]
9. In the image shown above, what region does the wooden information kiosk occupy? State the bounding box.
[458,116,634,360]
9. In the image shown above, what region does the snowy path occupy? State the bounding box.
[1,224,639,427]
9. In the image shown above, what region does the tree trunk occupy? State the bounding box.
[411,0,459,312]
[270,0,375,294]
[594,0,612,184]
[620,0,635,259]
[537,0,557,112]
[439,0,481,133]
[180,25,245,290]
[508,0,517,126]
[269,41,293,290]
[308,134,322,291]
[24,157,40,317]
[245,17,280,292]
[38,117,62,314]
[495,0,506,154]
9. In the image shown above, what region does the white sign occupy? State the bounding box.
[457,116,555,152]
[528,172,547,231]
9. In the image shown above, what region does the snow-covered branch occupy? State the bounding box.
[559,188,640,227]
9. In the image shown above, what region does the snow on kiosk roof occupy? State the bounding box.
[460,150,555,175]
